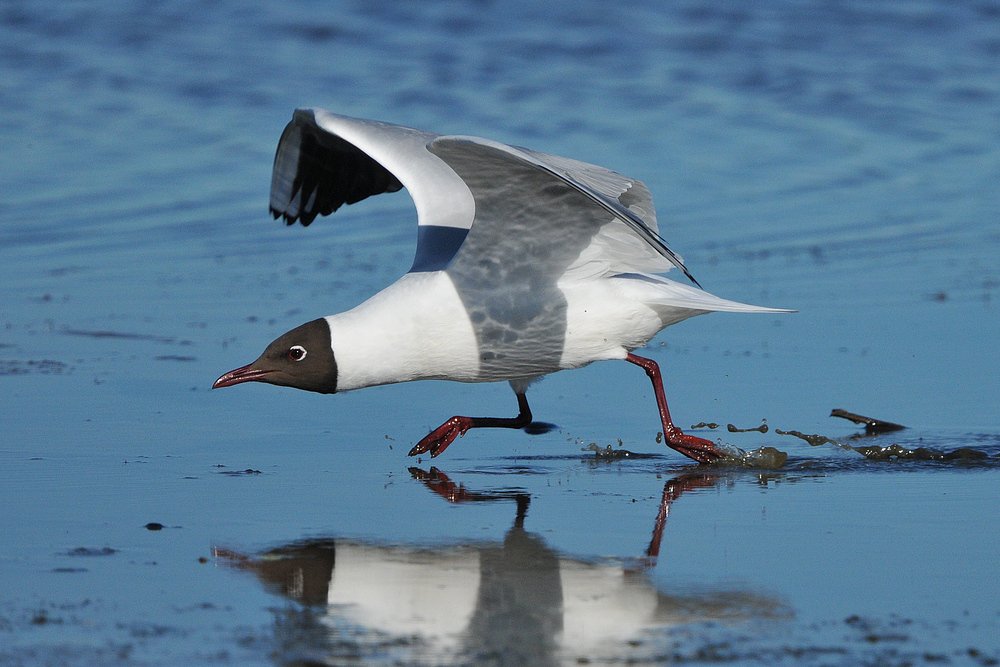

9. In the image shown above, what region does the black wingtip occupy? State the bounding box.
[654,232,701,288]
[270,205,309,227]
[684,267,702,289]
[656,237,701,288]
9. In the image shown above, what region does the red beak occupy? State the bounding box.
[213,364,274,389]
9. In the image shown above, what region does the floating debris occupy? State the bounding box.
[777,429,988,460]
[831,409,905,434]
[691,422,720,430]
[60,327,178,343]
[728,422,768,434]
[776,429,851,451]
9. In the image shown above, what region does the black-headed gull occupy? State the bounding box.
[214,109,790,463]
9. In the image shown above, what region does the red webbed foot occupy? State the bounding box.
[407,392,533,458]
[662,428,724,464]
[408,416,474,457]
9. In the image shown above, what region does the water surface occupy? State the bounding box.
[2,1,999,664]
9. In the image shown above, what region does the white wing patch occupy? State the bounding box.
[311,109,476,230]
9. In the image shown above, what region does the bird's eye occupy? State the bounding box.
[288,345,307,361]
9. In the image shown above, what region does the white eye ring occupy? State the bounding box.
[288,345,307,361]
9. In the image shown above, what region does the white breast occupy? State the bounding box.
[327,272,480,391]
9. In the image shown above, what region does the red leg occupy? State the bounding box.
[408,392,533,458]
[626,353,724,464]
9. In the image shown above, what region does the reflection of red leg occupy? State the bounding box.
[408,468,531,514]
[626,353,724,464]
[408,467,471,502]
[646,474,721,563]
[408,393,533,458]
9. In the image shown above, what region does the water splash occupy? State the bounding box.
[715,444,788,469]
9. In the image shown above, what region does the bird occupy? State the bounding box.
[213,109,791,463]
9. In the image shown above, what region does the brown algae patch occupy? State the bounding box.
[851,443,988,461]
[592,410,987,467]
[581,438,787,467]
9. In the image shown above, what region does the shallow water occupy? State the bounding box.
[2,0,999,664]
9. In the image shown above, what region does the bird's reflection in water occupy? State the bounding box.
[215,470,787,665]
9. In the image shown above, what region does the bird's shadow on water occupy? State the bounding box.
[523,420,558,435]
[215,467,790,666]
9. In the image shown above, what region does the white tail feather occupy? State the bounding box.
[615,273,795,314]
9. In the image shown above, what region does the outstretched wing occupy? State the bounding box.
[268,109,697,283]
[269,109,477,272]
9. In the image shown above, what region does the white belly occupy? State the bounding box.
[558,279,666,370]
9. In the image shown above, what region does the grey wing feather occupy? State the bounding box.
[479,141,697,286]
[515,148,635,201]
[515,149,690,282]
[428,138,701,380]
[429,138,614,379]
[528,158,698,287]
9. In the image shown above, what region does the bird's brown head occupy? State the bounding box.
[213,318,338,394]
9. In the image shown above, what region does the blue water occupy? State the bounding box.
[2,1,999,664]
